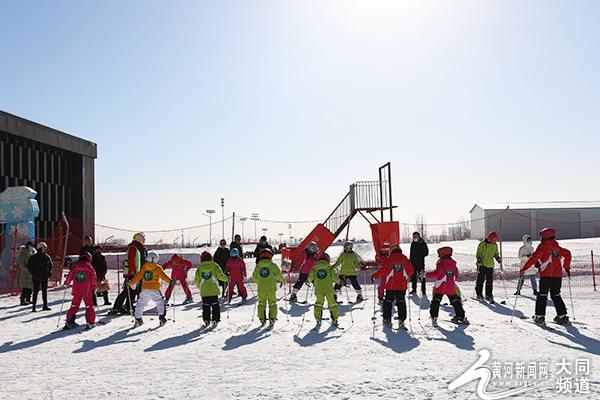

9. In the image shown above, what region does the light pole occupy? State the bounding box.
[192,237,198,247]
[251,213,259,241]
[206,209,216,246]
[220,198,225,241]
[288,223,292,244]
[262,228,268,242]
[278,233,284,244]
[240,217,247,241]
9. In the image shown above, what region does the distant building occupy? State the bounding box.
[470,202,600,241]
[0,110,96,240]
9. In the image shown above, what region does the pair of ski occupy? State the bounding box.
[312,321,344,331]
[52,320,108,335]
[470,297,507,305]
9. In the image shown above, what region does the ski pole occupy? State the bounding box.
[344,281,354,324]
[406,291,413,336]
[371,275,377,339]
[248,280,257,324]
[125,282,135,323]
[171,284,176,325]
[567,276,576,321]
[300,284,313,326]
[283,281,290,323]
[56,284,69,329]
[510,282,520,324]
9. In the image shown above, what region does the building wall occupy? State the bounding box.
[0,130,95,241]
[470,205,486,240]
[484,209,532,242]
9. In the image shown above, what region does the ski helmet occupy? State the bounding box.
[437,246,453,258]
[36,242,48,251]
[307,242,318,254]
[318,252,331,263]
[148,252,160,263]
[230,248,240,258]
[201,251,213,262]
[389,245,402,254]
[133,232,146,244]
[343,241,353,251]
[79,252,92,263]
[487,231,499,244]
[259,248,273,260]
[539,228,556,240]
[380,241,392,256]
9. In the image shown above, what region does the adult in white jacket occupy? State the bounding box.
[515,235,539,295]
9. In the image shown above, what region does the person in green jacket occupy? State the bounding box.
[252,248,285,327]
[308,252,341,328]
[475,231,502,303]
[332,242,364,303]
[16,242,36,305]
[195,251,228,327]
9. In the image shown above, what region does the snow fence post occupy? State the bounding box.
[591,251,597,292]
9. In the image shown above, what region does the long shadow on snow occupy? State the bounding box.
[292,326,345,347]
[0,299,67,321]
[145,328,207,352]
[371,328,420,353]
[0,329,78,353]
[222,326,272,350]
[476,300,525,319]
[544,325,600,356]
[431,324,475,350]
[73,327,153,353]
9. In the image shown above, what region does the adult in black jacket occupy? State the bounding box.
[253,236,274,265]
[27,242,53,312]
[230,234,244,259]
[91,246,111,305]
[409,232,429,295]
[213,239,230,296]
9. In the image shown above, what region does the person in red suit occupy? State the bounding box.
[63,252,97,330]
[163,254,194,305]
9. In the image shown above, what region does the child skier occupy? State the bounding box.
[375,242,392,303]
[426,246,467,325]
[226,248,248,304]
[63,252,97,330]
[289,242,318,302]
[307,252,341,328]
[372,245,414,329]
[128,252,174,328]
[163,254,194,305]
[515,235,539,296]
[333,241,364,303]
[252,248,286,327]
[195,251,228,327]
[520,228,572,326]
[475,231,502,303]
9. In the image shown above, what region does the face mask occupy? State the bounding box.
[413,238,419,242]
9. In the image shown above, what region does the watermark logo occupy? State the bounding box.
[449,350,591,399]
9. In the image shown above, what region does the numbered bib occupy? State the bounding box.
[392,264,404,272]
[75,272,87,282]
[201,271,212,280]
[143,271,154,281]
[317,269,328,279]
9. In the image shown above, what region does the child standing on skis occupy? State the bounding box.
[520,228,572,326]
[475,231,502,303]
[333,241,364,303]
[372,245,414,329]
[226,248,248,304]
[252,249,286,327]
[63,252,97,330]
[516,235,539,296]
[307,252,341,328]
[195,251,228,327]
[163,254,194,305]
[426,247,468,325]
[289,242,318,302]
[128,252,174,328]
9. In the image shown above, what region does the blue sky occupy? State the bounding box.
[1,1,599,234]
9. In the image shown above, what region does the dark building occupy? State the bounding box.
[0,110,96,241]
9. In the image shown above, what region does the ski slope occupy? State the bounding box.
[0,274,599,400]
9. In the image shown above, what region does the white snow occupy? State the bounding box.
[1,268,599,400]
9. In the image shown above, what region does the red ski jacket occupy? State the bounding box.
[226,257,247,281]
[372,253,414,291]
[163,257,193,281]
[65,261,97,297]
[521,239,571,278]
[426,257,459,296]
[292,251,318,274]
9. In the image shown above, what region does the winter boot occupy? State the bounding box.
[313,319,322,330]
[182,297,193,305]
[475,294,484,301]
[514,290,521,296]
[533,290,539,296]
[431,317,438,327]
[63,321,78,330]
[269,319,276,328]
[289,292,298,302]
[164,296,170,306]
[331,318,339,328]
[356,291,364,303]
[159,315,167,327]
[202,320,211,328]
[485,296,495,304]
[409,289,416,295]
[383,318,392,326]
[533,315,545,325]
[259,319,267,327]
[133,318,144,328]
[554,315,571,326]
[240,298,247,305]
[86,323,96,330]
[212,320,219,328]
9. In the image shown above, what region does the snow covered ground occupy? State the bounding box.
[1,271,599,400]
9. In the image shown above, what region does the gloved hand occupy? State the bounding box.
[518,269,525,278]
[417,271,424,279]
[170,280,177,286]
[370,274,375,283]
[566,269,571,278]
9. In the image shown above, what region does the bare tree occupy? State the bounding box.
[415,213,427,240]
